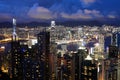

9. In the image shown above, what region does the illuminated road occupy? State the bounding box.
[56,39,84,45]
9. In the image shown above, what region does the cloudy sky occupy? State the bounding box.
[0,0,120,22]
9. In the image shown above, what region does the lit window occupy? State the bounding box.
[89,78,92,80]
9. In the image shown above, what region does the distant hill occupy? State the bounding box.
[0,22,50,28]
[0,22,12,28]
[0,20,120,28]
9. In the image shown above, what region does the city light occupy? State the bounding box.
[0,19,120,80]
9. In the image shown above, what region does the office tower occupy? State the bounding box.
[0,46,5,69]
[109,33,119,58]
[51,21,55,28]
[109,46,119,58]
[74,47,88,80]
[37,31,50,80]
[56,51,62,80]
[21,45,32,80]
[12,18,18,41]
[49,21,58,80]
[104,32,119,80]
[11,18,23,80]
[104,59,118,80]
[81,55,97,80]
[56,45,75,80]
[111,33,117,46]
[50,21,57,43]
[49,43,57,80]
[11,41,23,80]
[29,44,41,80]
[59,52,73,80]
[98,34,104,53]
[78,28,83,39]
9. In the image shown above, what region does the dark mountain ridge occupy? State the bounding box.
[0,20,120,28]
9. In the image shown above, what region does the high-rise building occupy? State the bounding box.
[21,45,32,80]
[104,32,119,80]
[81,55,97,80]
[30,44,41,80]
[74,47,88,80]
[49,21,58,80]
[111,33,118,46]
[12,18,18,41]
[109,46,119,58]
[11,41,23,80]
[11,18,24,80]
[104,59,118,80]
[109,33,119,58]
[50,21,57,43]
[37,31,50,80]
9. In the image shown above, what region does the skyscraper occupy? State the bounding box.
[50,21,57,43]
[74,47,88,80]
[109,33,119,58]
[49,21,58,80]
[104,32,119,80]
[12,18,18,41]
[11,18,23,80]
[37,30,50,80]
[11,41,24,80]
[81,54,97,80]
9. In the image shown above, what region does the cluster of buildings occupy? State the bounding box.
[0,19,120,80]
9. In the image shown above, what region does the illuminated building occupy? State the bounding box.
[78,28,83,39]
[109,32,119,59]
[49,43,57,80]
[28,39,37,48]
[0,46,5,68]
[49,21,58,80]
[37,30,50,80]
[12,18,18,41]
[81,55,97,80]
[11,41,23,80]
[109,33,119,58]
[21,45,32,80]
[74,47,87,80]
[30,44,41,80]
[60,52,74,80]
[11,18,24,80]
[104,59,118,80]
[104,32,119,80]
[56,43,76,80]
[98,34,104,53]
[50,21,57,43]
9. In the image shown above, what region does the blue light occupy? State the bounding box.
[21,48,26,53]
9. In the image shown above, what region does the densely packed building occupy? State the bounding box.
[0,20,120,80]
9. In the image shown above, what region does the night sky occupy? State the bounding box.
[0,0,120,22]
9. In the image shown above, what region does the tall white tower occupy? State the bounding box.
[51,21,55,28]
[50,21,57,42]
[12,18,18,41]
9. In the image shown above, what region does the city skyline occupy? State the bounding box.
[0,1,120,80]
[0,19,120,80]
[0,0,120,23]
